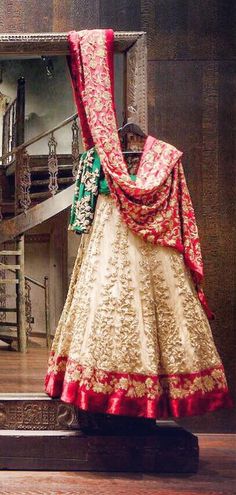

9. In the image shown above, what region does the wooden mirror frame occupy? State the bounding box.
[0,31,147,432]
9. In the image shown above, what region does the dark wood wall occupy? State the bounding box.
[0,0,235,433]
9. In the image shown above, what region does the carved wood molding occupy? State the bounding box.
[0,31,145,55]
[0,397,80,430]
[126,33,148,133]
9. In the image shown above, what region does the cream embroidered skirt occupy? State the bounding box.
[45,195,232,418]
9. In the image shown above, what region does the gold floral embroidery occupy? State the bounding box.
[50,197,112,357]
[47,355,227,401]
[46,31,230,411]
[169,249,220,370]
[137,243,160,371]
[48,196,224,384]
[148,247,189,374]
[69,148,100,233]
[78,200,142,372]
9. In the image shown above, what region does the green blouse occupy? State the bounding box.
[69,147,136,234]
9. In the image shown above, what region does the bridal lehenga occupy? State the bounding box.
[45,29,232,419]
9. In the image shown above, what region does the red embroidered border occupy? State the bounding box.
[45,360,233,419]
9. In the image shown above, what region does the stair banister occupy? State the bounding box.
[0,113,78,164]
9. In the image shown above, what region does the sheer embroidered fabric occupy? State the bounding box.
[45,196,231,418]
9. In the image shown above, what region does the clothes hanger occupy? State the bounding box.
[118,122,147,139]
[118,122,147,155]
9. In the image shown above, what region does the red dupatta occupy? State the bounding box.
[67,29,213,319]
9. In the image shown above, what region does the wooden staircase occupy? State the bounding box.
[4,153,74,207]
[0,237,26,352]
[0,158,75,350]
[0,184,75,244]
[0,112,79,351]
[1,154,75,237]
[0,167,74,351]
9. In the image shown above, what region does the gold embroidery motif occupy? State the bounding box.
[50,197,112,357]
[49,196,223,385]
[47,355,227,401]
[169,250,220,370]
[148,246,190,374]
[69,148,100,233]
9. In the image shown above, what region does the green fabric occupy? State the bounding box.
[69,147,136,234]
[98,174,136,195]
[98,177,110,195]
[69,148,100,234]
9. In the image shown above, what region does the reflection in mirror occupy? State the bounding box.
[0,54,124,393]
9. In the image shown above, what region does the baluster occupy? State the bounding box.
[71,118,80,178]
[15,148,31,214]
[16,235,27,353]
[48,132,58,195]
[0,172,3,222]
[6,108,11,164]
[25,279,32,338]
[0,253,6,323]
[9,105,14,157]
[44,276,50,348]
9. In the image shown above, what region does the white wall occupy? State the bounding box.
[0,54,124,156]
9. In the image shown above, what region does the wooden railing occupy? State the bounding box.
[0,239,26,352]
[0,112,80,215]
[25,274,50,348]
[0,259,50,349]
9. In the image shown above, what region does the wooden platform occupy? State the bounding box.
[0,422,199,473]
[0,343,199,474]
[0,435,234,495]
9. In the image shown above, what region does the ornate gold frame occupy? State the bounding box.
[0,31,147,431]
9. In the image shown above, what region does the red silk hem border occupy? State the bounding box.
[45,364,233,419]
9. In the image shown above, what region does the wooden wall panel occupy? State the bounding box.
[140,0,236,61]
[52,0,99,32]
[100,0,141,31]
[0,0,99,34]
[147,60,204,216]
[0,0,24,32]
[217,60,236,385]
[21,0,53,33]
[0,0,53,32]
[148,58,236,432]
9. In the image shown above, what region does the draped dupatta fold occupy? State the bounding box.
[67,29,213,319]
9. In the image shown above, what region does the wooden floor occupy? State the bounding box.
[0,435,235,494]
[0,341,49,393]
[0,346,235,495]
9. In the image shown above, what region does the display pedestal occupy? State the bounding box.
[0,418,199,473]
